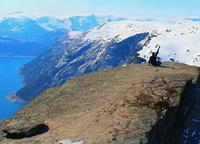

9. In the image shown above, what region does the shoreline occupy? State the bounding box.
[0,57,31,121]
[7,94,26,104]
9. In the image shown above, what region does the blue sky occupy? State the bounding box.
[0,0,200,19]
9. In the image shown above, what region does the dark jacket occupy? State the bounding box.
[149,49,159,66]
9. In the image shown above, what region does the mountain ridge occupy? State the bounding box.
[15,20,200,101]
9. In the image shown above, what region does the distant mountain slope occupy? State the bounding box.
[0,16,65,56]
[0,62,199,144]
[0,17,50,41]
[184,17,200,22]
[67,15,126,31]
[16,21,151,101]
[0,13,126,56]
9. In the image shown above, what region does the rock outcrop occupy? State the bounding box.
[0,62,199,144]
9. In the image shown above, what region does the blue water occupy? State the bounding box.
[0,57,33,121]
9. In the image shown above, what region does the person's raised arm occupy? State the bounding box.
[156,47,160,56]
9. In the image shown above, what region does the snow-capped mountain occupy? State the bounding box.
[0,15,66,56]
[184,17,200,22]
[0,12,127,56]
[16,21,152,100]
[67,15,126,31]
[36,17,70,31]
[16,19,200,101]
[0,17,51,41]
[35,15,126,31]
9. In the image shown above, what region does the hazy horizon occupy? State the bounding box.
[0,0,200,19]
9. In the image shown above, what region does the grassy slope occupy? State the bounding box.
[0,62,199,144]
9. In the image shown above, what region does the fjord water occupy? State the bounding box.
[0,57,32,121]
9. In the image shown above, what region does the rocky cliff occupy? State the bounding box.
[0,62,199,144]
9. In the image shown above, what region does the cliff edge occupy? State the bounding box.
[0,62,199,144]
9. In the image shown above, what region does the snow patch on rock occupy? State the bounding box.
[58,140,85,144]
[83,21,169,42]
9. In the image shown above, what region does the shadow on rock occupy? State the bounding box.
[3,124,49,139]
